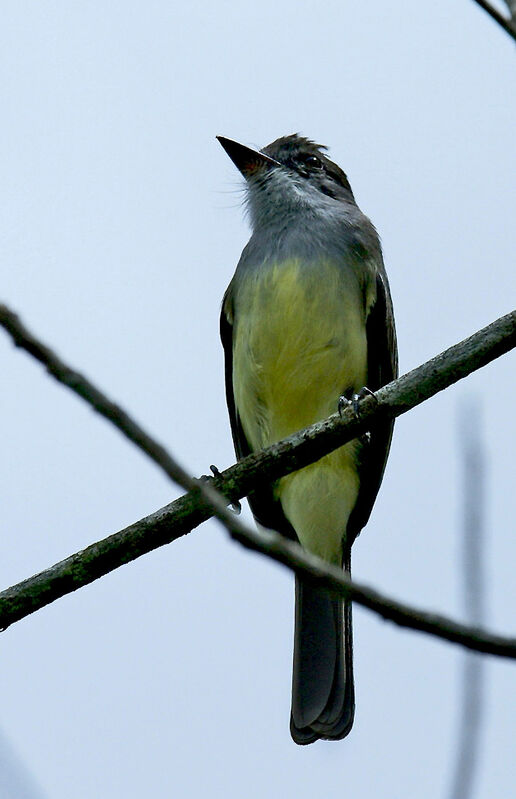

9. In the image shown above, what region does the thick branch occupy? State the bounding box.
[2,304,514,511]
[0,305,515,658]
[472,0,516,41]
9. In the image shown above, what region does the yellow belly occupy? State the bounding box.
[233,258,368,561]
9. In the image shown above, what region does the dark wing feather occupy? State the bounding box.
[220,287,248,459]
[220,287,297,540]
[348,268,398,541]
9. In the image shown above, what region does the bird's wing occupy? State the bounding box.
[348,266,398,540]
[220,286,297,539]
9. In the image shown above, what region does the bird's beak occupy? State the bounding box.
[217,136,280,177]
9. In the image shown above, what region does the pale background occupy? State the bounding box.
[0,2,515,797]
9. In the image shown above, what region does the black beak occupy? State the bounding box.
[217,136,280,177]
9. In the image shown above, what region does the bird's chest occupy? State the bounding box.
[232,259,372,448]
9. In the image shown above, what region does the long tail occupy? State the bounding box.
[290,556,354,744]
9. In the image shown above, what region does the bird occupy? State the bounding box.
[218,133,397,744]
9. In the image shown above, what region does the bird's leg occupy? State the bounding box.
[352,386,376,418]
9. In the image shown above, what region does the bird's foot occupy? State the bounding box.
[199,464,219,484]
[199,465,241,514]
[338,386,376,419]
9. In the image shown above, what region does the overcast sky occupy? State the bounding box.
[1,2,515,798]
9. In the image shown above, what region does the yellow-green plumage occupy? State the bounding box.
[232,257,374,562]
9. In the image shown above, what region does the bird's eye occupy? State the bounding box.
[303,155,323,169]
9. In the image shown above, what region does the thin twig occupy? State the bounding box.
[472,0,516,42]
[0,306,198,490]
[0,304,259,545]
[1,516,516,658]
[0,304,516,659]
[449,400,487,799]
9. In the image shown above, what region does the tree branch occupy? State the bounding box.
[1,304,515,659]
[2,511,516,658]
[0,306,198,491]
[0,304,259,550]
[472,0,516,41]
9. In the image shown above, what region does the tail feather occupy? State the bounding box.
[290,559,354,744]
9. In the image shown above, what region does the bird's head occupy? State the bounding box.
[217,134,355,228]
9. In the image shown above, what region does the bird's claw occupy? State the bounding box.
[337,395,348,418]
[199,465,241,514]
[338,387,376,420]
[199,464,219,483]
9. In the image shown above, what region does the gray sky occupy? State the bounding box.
[1,2,515,797]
